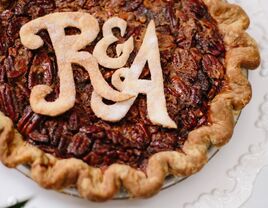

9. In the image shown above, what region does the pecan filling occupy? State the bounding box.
[0,0,226,170]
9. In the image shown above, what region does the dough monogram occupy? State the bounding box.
[19,12,177,129]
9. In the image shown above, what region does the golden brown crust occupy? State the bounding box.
[0,0,260,201]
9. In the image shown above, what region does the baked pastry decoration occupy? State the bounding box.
[0,0,260,201]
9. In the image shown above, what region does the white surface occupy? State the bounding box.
[1,0,268,207]
[243,167,268,208]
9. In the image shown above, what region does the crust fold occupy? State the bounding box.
[0,0,260,201]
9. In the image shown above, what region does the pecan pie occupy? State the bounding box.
[0,0,260,201]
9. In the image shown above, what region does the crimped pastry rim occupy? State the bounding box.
[0,0,261,202]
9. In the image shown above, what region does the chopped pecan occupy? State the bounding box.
[197,115,207,127]
[7,16,29,38]
[176,19,198,49]
[148,132,177,154]
[125,0,142,11]
[83,152,103,167]
[108,0,126,8]
[0,33,14,57]
[55,0,86,10]
[106,123,150,150]
[26,0,56,18]
[14,84,31,113]
[195,69,211,92]
[91,140,111,156]
[73,64,90,85]
[172,48,198,81]
[5,42,32,79]
[158,33,176,51]
[183,0,208,19]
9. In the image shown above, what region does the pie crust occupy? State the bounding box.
[0,0,260,201]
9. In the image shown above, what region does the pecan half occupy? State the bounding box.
[45,120,64,146]
[195,32,225,56]
[0,64,6,83]
[166,1,178,29]
[17,106,43,135]
[67,111,79,131]
[29,131,50,143]
[67,133,92,157]
[169,76,191,101]
[0,84,18,121]
[202,54,225,79]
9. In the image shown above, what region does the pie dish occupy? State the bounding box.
[0,0,260,202]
